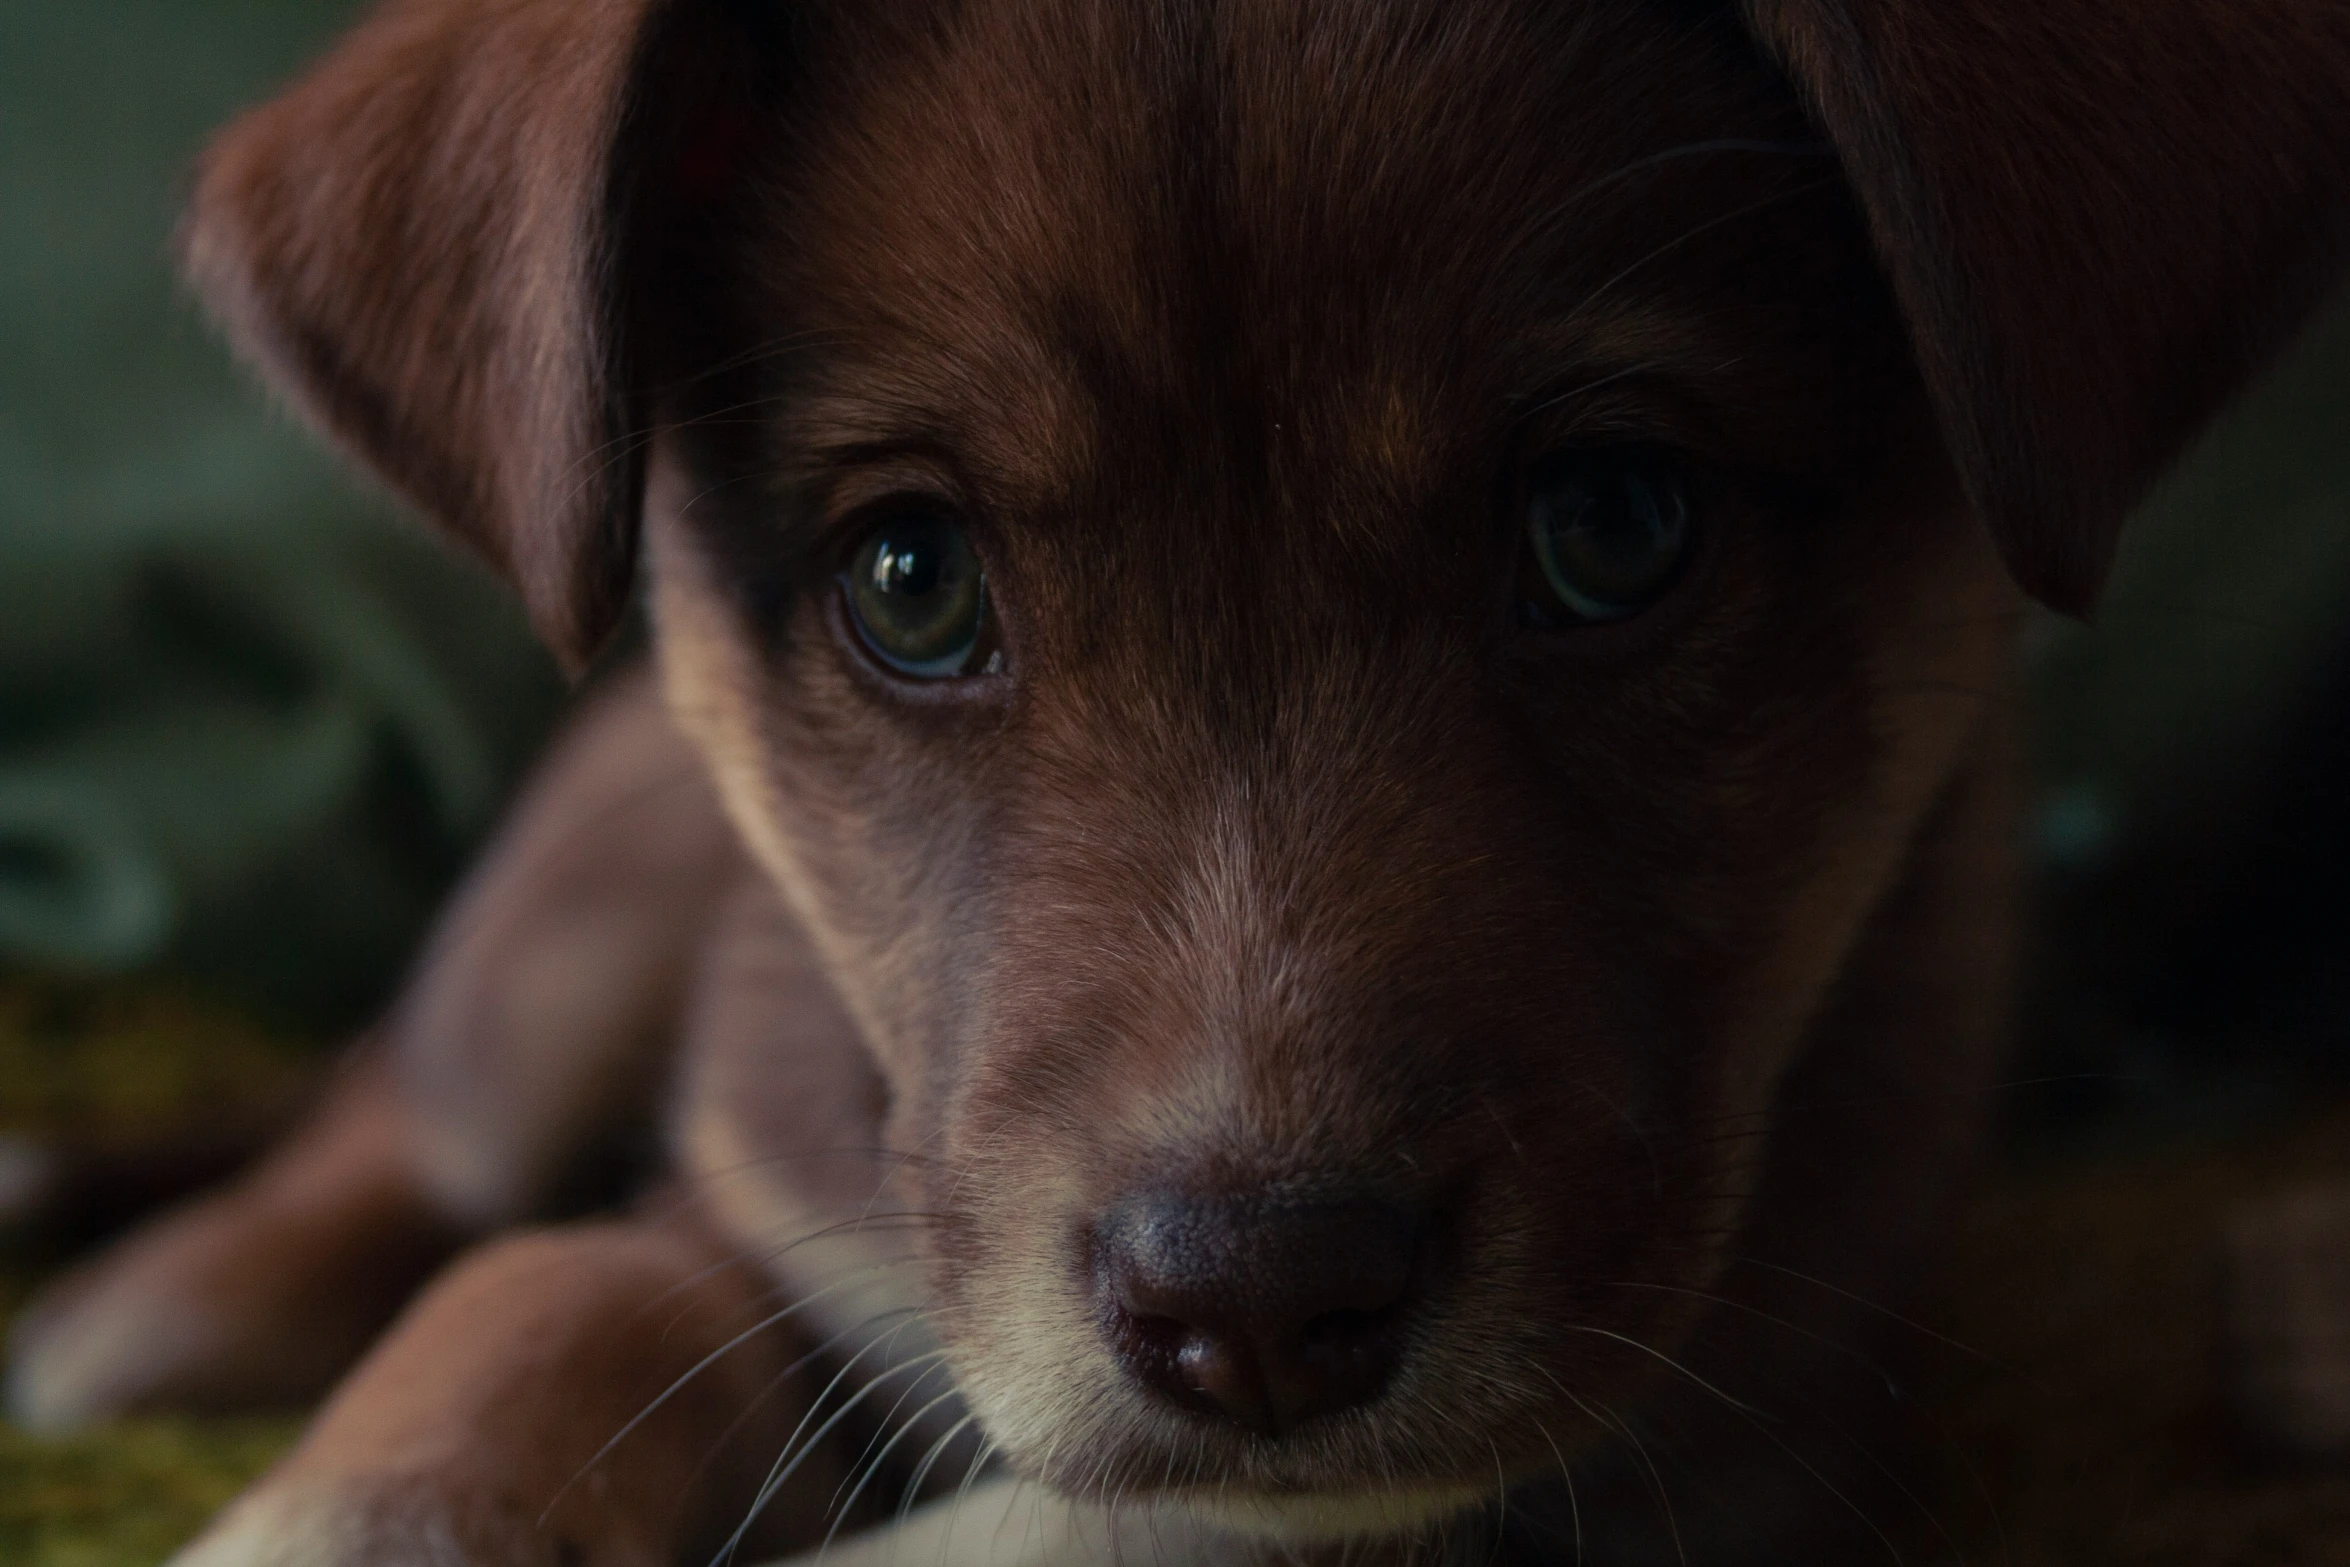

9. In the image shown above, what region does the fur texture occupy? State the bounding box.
[11,1,2350,1563]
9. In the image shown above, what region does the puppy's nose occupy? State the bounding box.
[1096,1193,1417,1437]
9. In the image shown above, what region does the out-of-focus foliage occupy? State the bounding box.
[0,977,307,1564]
[0,1414,296,1567]
[0,0,566,1027]
[0,980,312,1146]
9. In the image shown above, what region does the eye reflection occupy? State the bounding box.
[841,510,994,678]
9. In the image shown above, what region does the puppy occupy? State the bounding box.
[10,0,2350,1562]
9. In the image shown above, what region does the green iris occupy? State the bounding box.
[1521,451,1694,626]
[843,513,991,678]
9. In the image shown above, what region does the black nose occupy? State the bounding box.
[1095,1192,1419,1437]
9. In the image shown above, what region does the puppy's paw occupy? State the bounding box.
[2224,1181,2350,1458]
[5,1175,446,1430]
[169,1479,664,1567]
[4,1198,243,1431]
[166,1488,377,1567]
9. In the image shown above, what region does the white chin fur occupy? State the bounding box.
[1169,1482,1490,1543]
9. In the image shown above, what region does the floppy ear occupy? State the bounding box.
[181,0,754,669]
[1744,0,2350,613]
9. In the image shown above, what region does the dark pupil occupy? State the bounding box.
[874,537,942,598]
[846,514,988,676]
[1567,475,1670,584]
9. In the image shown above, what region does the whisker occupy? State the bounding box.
[652,327,849,397]
[548,1274,924,1525]
[759,1211,946,1260]
[858,1141,955,1235]
[1600,1278,1909,1384]
[1921,1395,2012,1567]
[1690,1350,1931,1565]
[1555,1324,1762,1416]
[671,1324,885,1521]
[1531,1418,1584,1566]
[679,466,788,525]
[720,1339,949,1566]
[1792,1388,1969,1567]
[677,1145,950,1183]
[1514,361,1663,424]
[1599,1260,2022,1472]
[1559,178,1842,341]
[696,1216,942,1324]
[1487,1439,1511,1567]
[1512,138,1832,258]
[642,1230,927,1338]
[1558,1331,1911,1564]
[940,1434,1003,1567]
[899,1411,982,1523]
[1723,1256,2013,1372]
[1551,1381,1685,1567]
[825,1360,960,1522]
[821,1381,969,1563]
[720,1316,934,1559]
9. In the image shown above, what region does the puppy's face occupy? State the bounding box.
[644,0,2016,1526]
[173,0,2350,1533]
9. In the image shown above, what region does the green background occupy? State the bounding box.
[0,0,564,1029]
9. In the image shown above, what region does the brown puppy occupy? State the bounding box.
[10,1,2350,1563]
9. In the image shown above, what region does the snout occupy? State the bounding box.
[1093,1192,1422,1438]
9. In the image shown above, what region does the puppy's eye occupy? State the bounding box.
[841,510,995,678]
[1517,450,1695,627]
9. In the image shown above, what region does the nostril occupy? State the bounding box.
[1094,1190,1422,1437]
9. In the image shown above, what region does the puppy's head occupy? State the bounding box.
[185,0,2350,1536]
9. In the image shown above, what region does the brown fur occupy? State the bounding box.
[12,1,2350,1563]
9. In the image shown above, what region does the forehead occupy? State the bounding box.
[752,0,1866,505]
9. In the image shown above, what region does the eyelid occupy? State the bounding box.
[1510,367,1713,448]
[817,477,977,571]
[1510,377,1851,500]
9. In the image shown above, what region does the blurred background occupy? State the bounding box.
[0,0,565,1030]
[0,1,2345,1562]
[2,10,563,1548]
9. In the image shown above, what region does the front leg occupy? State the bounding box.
[8,667,743,1431]
[171,1208,846,1567]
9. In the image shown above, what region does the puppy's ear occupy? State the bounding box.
[181,0,756,668]
[1745,0,2350,613]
